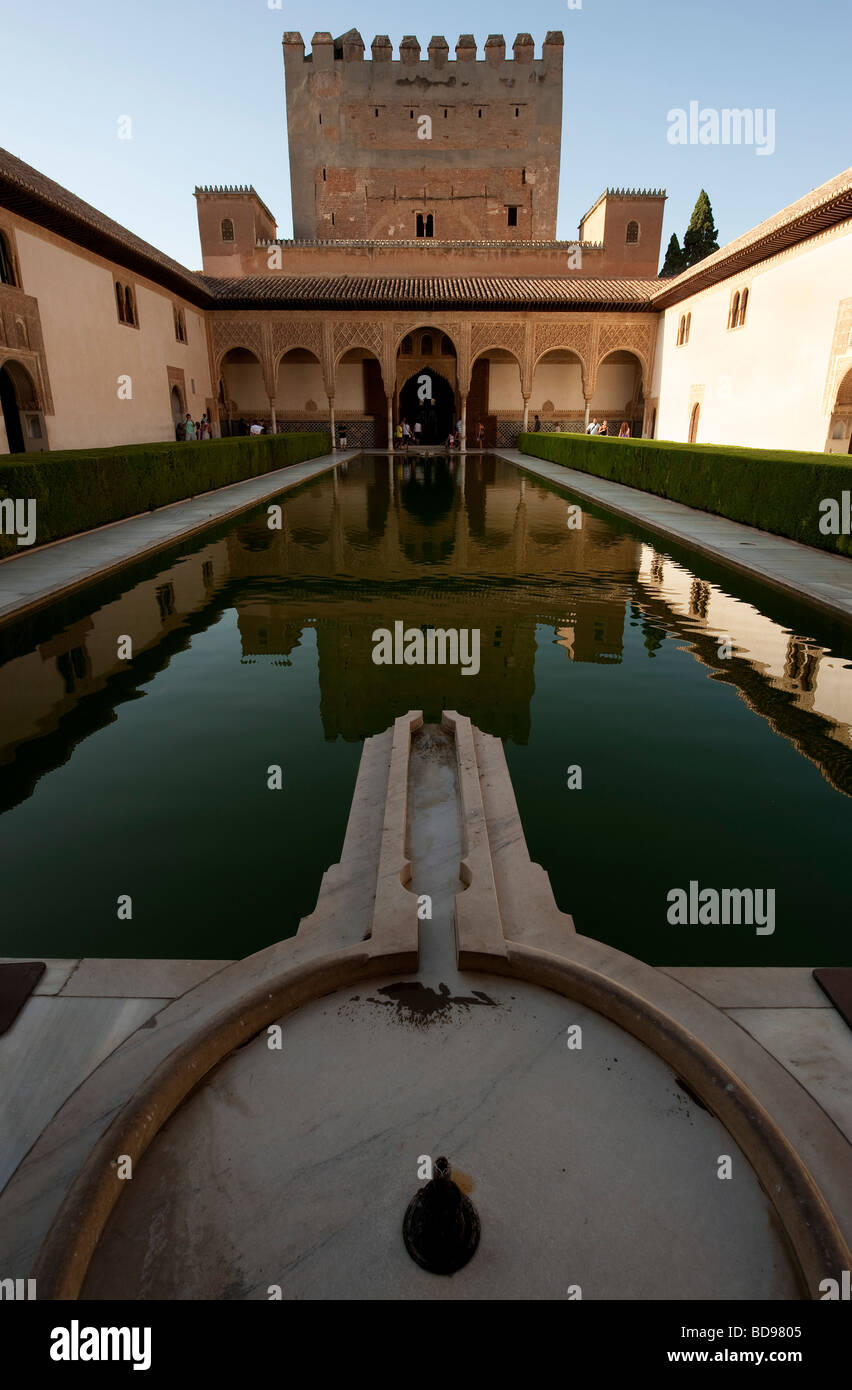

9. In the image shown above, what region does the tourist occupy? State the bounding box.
[184,414,195,440]
[599,419,609,436]
[175,417,186,442]
[250,420,263,436]
[456,415,463,439]
[475,422,485,449]
[534,414,541,432]
[402,418,411,449]
[413,419,422,443]
[586,417,599,435]
[618,421,631,438]
[339,428,348,450]
[394,421,403,449]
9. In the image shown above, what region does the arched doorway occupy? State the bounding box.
[0,360,42,454]
[170,385,184,436]
[0,365,25,453]
[399,368,455,444]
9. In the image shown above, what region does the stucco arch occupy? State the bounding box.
[589,343,651,399]
[0,354,41,410]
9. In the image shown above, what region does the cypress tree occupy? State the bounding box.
[660,232,686,277]
[682,190,719,267]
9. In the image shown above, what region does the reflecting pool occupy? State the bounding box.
[0,454,850,964]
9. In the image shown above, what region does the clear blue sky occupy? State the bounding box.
[2,0,849,270]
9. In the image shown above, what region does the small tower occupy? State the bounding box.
[194,186,277,276]
[578,189,667,278]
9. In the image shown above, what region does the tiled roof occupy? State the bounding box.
[0,147,209,305]
[653,165,852,307]
[200,274,659,311]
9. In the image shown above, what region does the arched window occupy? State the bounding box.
[174,307,187,343]
[728,291,740,329]
[685,312,691,343]
[116,281,126,323]
[441,335,453,355]
[626,220,639,244]
[738,288,749,326]
[688,402,700,443]
[421,334,433,355]
[0,231,17,286]
[424,213,434,238]
[124,285,135,326]
[677,315,686,346]
[400,336,412,355]
[221,218,235,242]
[15,319,28,348]
[416,213,424,238]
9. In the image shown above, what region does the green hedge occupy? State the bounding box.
[518,432,852,557]
[0,432,331,558]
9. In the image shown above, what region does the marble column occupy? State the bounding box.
[328,396,336,448]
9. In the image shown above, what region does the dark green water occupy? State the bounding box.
[1,454,850,964]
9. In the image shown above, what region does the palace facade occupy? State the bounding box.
[1,29,851,458]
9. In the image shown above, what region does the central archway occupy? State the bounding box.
[399,369,455,444]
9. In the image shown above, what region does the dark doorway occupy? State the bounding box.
[0,366,25,454]
[399,369,455,444]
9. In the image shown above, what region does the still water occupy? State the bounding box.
[1,454,850,965]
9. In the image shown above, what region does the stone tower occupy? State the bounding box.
[282,30,564,242]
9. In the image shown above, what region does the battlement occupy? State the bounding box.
[282,27,564,241]
[282,30,564,66]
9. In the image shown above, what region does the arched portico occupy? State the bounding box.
[530,349,585,432]
[589,350,645,436]
[219,346,265,434]
[825,365,852,454]
[0,358,46,454]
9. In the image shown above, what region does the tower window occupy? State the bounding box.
[331,212,335,226]
[322,168,326,181]
[416,213,424,238]
[318,112,322,125]
[443,109,448,119]
[626,220,640,244]
[478,109,482,118]
[374,107,379,117]
[425,213,433,237]
[515,107,519,117]
[221,218,234,242]
[522,168,526,184]
[409,109,414,119]
[507,206,518,227]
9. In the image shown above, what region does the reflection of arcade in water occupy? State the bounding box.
[0,456,850,803]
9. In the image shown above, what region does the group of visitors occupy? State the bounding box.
[176,413,213,441]
[391,415,489,451]
[586,418,631,438]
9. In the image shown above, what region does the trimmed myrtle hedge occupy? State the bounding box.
[0,432,331,558]
[518,432,852,557]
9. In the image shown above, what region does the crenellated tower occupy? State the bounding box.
[282,30,564,241]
